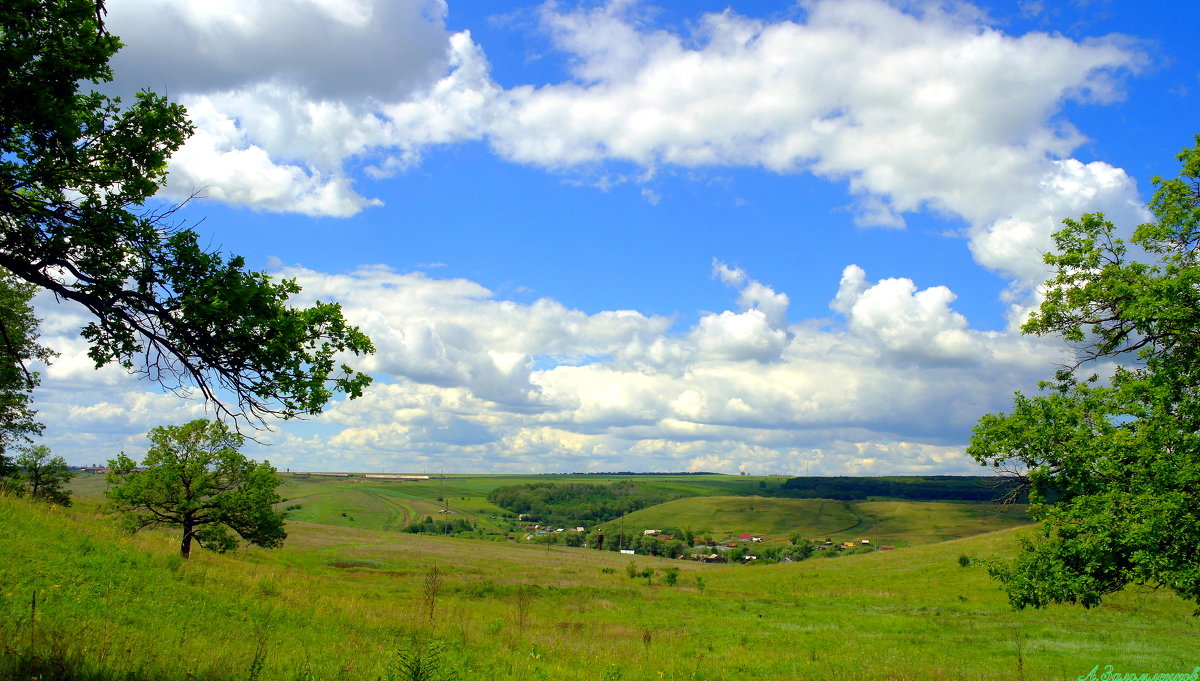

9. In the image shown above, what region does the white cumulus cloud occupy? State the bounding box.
[31,260,1065,473]
[100,0,1147,298]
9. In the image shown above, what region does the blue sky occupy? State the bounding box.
[29,0,1200,474]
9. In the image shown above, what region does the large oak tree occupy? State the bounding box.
[1,0,372,428]
[969,135,1200,612]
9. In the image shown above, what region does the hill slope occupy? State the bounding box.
[605,495,1032,546]
[3,493,1194,681]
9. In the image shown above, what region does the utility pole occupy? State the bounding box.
[439,471,448,535]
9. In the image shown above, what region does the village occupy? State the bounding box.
[515,523,896,564]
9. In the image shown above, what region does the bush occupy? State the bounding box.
[663,568,679,587]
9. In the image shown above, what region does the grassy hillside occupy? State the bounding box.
[605,496,859,540]
[605,495,1032,546]
[2,492,1195,681]
[69,472,1029,536]
[275,476,506,533]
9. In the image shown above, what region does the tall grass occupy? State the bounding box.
[2,492,1196,681]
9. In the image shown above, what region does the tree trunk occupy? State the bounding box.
[181,519,194,559]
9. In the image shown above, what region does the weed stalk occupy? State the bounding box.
[423,563,443,626]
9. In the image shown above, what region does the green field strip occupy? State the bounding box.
[821,500,866,536]
[5,491,1195,681]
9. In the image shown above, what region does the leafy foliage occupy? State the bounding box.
[384,636,458,681]
[403,515,478,536]
[0,273,55,456]
[0,0,372,425]
[9,444,72,505]
[969,135,1200,611]
[106,419,286,558]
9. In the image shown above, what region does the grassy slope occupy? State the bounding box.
[607,495,1032,546]
[259,474,796,535]
[2,492,1195,681]
[605,496,859,540]
[72,472,1033,547]
[272,475,689,535]
[264,475,1034,545]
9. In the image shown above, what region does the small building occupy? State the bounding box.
[620,549,636,555]
[643,529,661,536]
[880,545,896,550]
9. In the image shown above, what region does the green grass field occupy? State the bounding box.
[1,478,1195,681]
[601,495,1031,546]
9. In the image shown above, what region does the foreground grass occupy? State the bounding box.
[2,494,1196,681]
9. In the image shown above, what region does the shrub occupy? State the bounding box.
[663,568,679,587]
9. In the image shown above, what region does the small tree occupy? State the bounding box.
[663,568,680,586]
[13,445,72,505]
[106,419,286,558]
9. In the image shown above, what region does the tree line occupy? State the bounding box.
[487,480,691,526]
[777,475,1026,502]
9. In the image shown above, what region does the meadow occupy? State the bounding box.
[253,473,1030,546]
[606,496,1031,547]
[0,475,1195,680]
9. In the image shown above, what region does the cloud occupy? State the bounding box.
[41,0,1144,472]
[102,0,1147,294]
[274,264,1060,471]
[281,265,673,406]
[30,260,1064,473]
[484,0,1145,296]
[831,265,976,364]
[107,0,451,101]
[105,0,457,216]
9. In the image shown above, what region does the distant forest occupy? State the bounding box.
[777,476,1023,502]
[487,475,1023,527]
[487,481,690,526]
